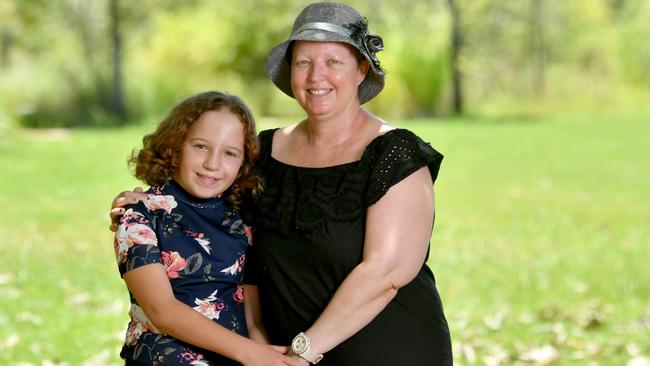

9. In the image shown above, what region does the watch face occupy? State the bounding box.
[292,334,308,353]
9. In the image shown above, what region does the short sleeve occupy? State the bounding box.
[114,203,161,277]
[364,129,443,206]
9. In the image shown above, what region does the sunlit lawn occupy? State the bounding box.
[0,111,648,365]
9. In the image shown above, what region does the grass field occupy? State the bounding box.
[0,111,648,365]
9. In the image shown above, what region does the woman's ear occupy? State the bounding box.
[358,60,370,85]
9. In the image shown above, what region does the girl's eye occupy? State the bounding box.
[226,151,240,158]
[194,144,208,150]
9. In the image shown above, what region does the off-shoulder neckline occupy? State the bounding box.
[264,128,406,171]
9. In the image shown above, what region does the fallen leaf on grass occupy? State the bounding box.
[581,312,605,330]
[518,344,561,365]
[484,344,511,366]
[80,350,110,366]
[41,360,68,366]
[0,273,13,285]
[627,343,642,356]
[65,292,91,306]
[628,356,650,366]
[484,313,505,330]
[461,342,477,363]
[16,311,43,326]
[0,334,19,350]
[1,286,21,299]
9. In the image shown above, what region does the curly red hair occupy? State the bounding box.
[129,91,262,209]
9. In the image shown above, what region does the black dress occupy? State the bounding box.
[246,128,452,366]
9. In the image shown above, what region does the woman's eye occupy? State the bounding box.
[328,59,342,65]
[295,59,310,67]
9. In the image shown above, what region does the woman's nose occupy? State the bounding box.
[308,62,325,81]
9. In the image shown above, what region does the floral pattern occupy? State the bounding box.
[193,289,225,320]
[161,251,187,279]
[114,209,158,264]
[220,253,246,276]
[114,180,250,365]
[232,284,244,305]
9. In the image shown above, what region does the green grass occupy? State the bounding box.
[0,113,648,365]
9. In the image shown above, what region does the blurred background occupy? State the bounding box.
[0,0,649,365]
[1,0,648,127]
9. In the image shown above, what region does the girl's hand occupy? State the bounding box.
[109,187,148,232]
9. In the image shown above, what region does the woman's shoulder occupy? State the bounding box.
[259,123,300,140]
[361,127,444,205]
[363,127,439,158]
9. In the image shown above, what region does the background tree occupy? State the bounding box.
[0,0,648,127]
[447,0,464,115]
[109,0,126,122]
[529,0,546,97]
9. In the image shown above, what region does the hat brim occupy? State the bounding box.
[265,29,385,105]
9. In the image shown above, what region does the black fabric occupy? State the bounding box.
[247,128,452,365]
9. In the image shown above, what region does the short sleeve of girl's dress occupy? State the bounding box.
[114,203,161,277]
[364,129,443,206]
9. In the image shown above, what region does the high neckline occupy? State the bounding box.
[165,179,224,209]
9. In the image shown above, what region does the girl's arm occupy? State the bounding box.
[124,263,300,366]
[289,167,435,360]
[244,284,271,344]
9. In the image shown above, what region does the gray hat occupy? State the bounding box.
[265,2,385,104]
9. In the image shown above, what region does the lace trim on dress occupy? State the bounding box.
[253,128,443,235]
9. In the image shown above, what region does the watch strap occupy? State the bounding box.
[293,332,324,364]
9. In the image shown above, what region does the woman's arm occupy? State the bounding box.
[293,166,435,358]
[124,264,300,366]
[244,284,271,344]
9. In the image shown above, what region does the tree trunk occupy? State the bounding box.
[109,0,127,122]
[1,30,11,68]
[530,0,545,97]
[447,0,463,115]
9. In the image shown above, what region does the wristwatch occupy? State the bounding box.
[291,332,324,364]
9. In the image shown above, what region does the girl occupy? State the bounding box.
[113,91,299,366]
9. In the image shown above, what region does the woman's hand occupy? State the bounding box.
[241,344,304,366]
[286,350,310,366]
[109,187,149,232]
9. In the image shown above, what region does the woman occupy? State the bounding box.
[113,2,452,365]
[250,3,452,364]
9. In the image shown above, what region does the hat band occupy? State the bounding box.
[291,22,353,38]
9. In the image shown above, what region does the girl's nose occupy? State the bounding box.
[203,152,221,170]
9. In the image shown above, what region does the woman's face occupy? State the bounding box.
[290,41,369,119]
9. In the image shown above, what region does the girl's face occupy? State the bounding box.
[290,41,368,119]
[173,109,245,199]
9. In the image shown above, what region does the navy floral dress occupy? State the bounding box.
[114,180,250,366]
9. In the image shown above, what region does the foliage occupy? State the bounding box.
[0,0,649,127]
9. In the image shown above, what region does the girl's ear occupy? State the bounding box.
[169,148,180,169]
